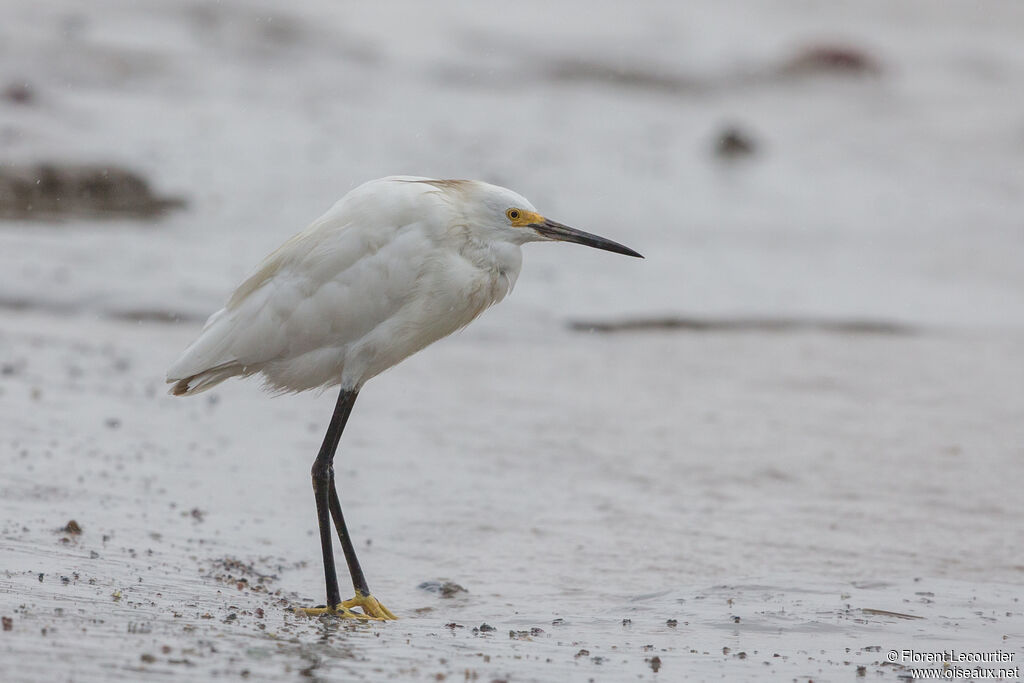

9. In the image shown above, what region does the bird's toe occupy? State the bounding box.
[292,595,397,620]
[341,594,398,620]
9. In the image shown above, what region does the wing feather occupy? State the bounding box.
[166,178,453,393]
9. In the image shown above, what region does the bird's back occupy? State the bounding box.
[167,177,520,395]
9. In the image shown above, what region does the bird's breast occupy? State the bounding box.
[340,239,521,385]
[417,243,519,330]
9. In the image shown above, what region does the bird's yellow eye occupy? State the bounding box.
[506,208,542,227]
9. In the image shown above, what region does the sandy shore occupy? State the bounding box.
[2,0,1023,680]
[2,309,1022,681]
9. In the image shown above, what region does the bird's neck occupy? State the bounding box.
[452,226,523,290]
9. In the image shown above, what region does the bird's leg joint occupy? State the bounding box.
[311,458,334,484]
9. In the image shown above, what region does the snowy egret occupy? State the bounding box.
[167,176,642,619]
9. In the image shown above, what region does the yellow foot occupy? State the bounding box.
[295,594,397,620]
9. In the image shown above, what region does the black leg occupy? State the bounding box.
[310,387,360,608]
[328,479,371,597]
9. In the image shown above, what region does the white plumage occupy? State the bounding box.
[166,175,641,619]
[169,176,641,396]
[168,176,640,395]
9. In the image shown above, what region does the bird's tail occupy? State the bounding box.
[167,362,245,396]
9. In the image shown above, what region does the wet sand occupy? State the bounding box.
[2,310,1022,681]
[2,0,1023,680]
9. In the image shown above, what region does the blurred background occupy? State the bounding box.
[2,2,1023,681]
[2,0,1022,329]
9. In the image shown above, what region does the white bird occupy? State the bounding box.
[167,176,641,619]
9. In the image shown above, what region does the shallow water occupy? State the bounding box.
[2,312,1022,680]
[2,0,1024,680]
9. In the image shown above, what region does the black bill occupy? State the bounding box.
[529,219,643,258]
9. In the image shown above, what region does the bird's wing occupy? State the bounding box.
[167,179,451,389]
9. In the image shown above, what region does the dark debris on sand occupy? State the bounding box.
[570,315,917,336]
[417,580,468,598]
[0,163,185,221]
[713,125,758,160]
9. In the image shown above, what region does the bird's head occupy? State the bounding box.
[445,180,643,258]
